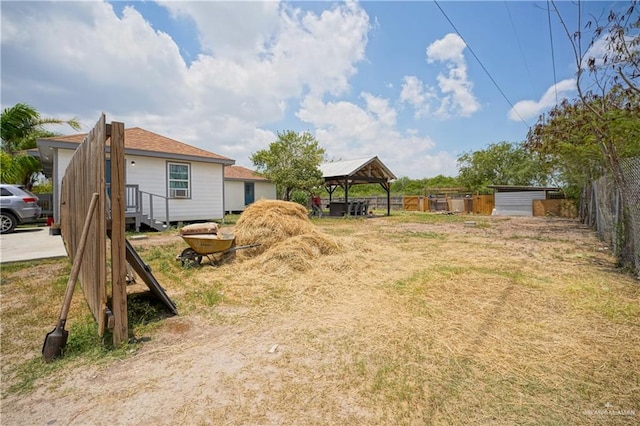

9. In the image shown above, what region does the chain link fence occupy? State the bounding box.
[581,157,640,277]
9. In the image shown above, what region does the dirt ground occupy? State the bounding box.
[1,214,638,425]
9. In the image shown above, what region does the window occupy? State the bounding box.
[168,162,190,198]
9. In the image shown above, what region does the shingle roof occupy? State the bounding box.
[224,165,268,181]
[46,127,232,162]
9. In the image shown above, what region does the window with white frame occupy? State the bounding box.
[168,162,190,198]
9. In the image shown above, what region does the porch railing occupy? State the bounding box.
[138,189,170,230]
[106,184,170,231]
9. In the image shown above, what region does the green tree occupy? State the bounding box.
[456,141,549,193]
[1,103,80,187]
[526,90,640,197]
[250,130,325,201]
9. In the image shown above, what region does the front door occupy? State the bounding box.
[244,182,255,206]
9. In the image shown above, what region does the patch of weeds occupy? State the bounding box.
[7,357,60,394]
[222,214,240,224]
[1,259,66,286]
[157,259,174,273]
[183,282,224,311]
[145,246,169,261]
[431,264,468,277]
[128,293,166,324]
[63,316,135,361]
[565,281,640,321]
[64,316,105,357]
[19,315,136,386]
[0,259,43,275]
[51,274,71,292]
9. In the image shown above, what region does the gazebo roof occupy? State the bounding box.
[320,156,396,186]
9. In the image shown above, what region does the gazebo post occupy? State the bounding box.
[344,178,349,216]
[386,182,391,216]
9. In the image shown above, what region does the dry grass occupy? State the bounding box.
[1,212,639,425]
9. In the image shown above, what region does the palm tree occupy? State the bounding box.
[1,103,80,187]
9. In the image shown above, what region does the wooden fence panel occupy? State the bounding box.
[60,114,107,335]
[533,199,577,218]
[473,195,494,215]
[403,196,420,211]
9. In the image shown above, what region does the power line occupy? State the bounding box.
[504,1,537,96]
[547,0,559,105]
[432,0,530,128]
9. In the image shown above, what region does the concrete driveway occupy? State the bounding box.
[0,226,68,264]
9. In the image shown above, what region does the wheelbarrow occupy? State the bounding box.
[177,234,260,267]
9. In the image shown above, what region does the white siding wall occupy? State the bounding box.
[54,148,224,222]
[126,155,224,221]
[255,181,277,202]
[494,191,546,216]
[224,180,245,212]
[224,180,277,213]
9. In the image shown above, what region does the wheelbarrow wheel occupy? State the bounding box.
[180,248,202,268]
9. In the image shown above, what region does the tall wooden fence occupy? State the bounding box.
[322,195,495,214]
[60,114,128,345]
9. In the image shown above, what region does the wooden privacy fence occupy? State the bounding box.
[322,195,495,214]
[60,114,128,346]
[473,195,495,215]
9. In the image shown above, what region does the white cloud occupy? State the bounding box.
[508,79,576,121]
[400,76,436,118]
[362,93,396,127]
[426,33,480,117]
[296,95,450,178]
[399,33,479,119]
[426,33,466,65]
[159,1,281,60]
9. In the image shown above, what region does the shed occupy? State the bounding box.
[37,127,234,230]
[320,157,396,216]
[224,165,276,214]
[488,185,560,216]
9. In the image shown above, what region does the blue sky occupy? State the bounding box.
[0,1,625,178]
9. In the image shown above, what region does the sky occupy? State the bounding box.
[0,0,627,179]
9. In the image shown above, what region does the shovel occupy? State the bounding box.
[42,193,99,362]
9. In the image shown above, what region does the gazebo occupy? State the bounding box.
[320,157,397,216]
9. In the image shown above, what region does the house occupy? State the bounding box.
[488,185,561,216]
[224,165,276,214]
[37,127,235,230]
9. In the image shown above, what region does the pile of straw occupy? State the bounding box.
[234,199,341,271]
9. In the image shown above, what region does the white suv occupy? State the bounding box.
[0,184,42,234]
